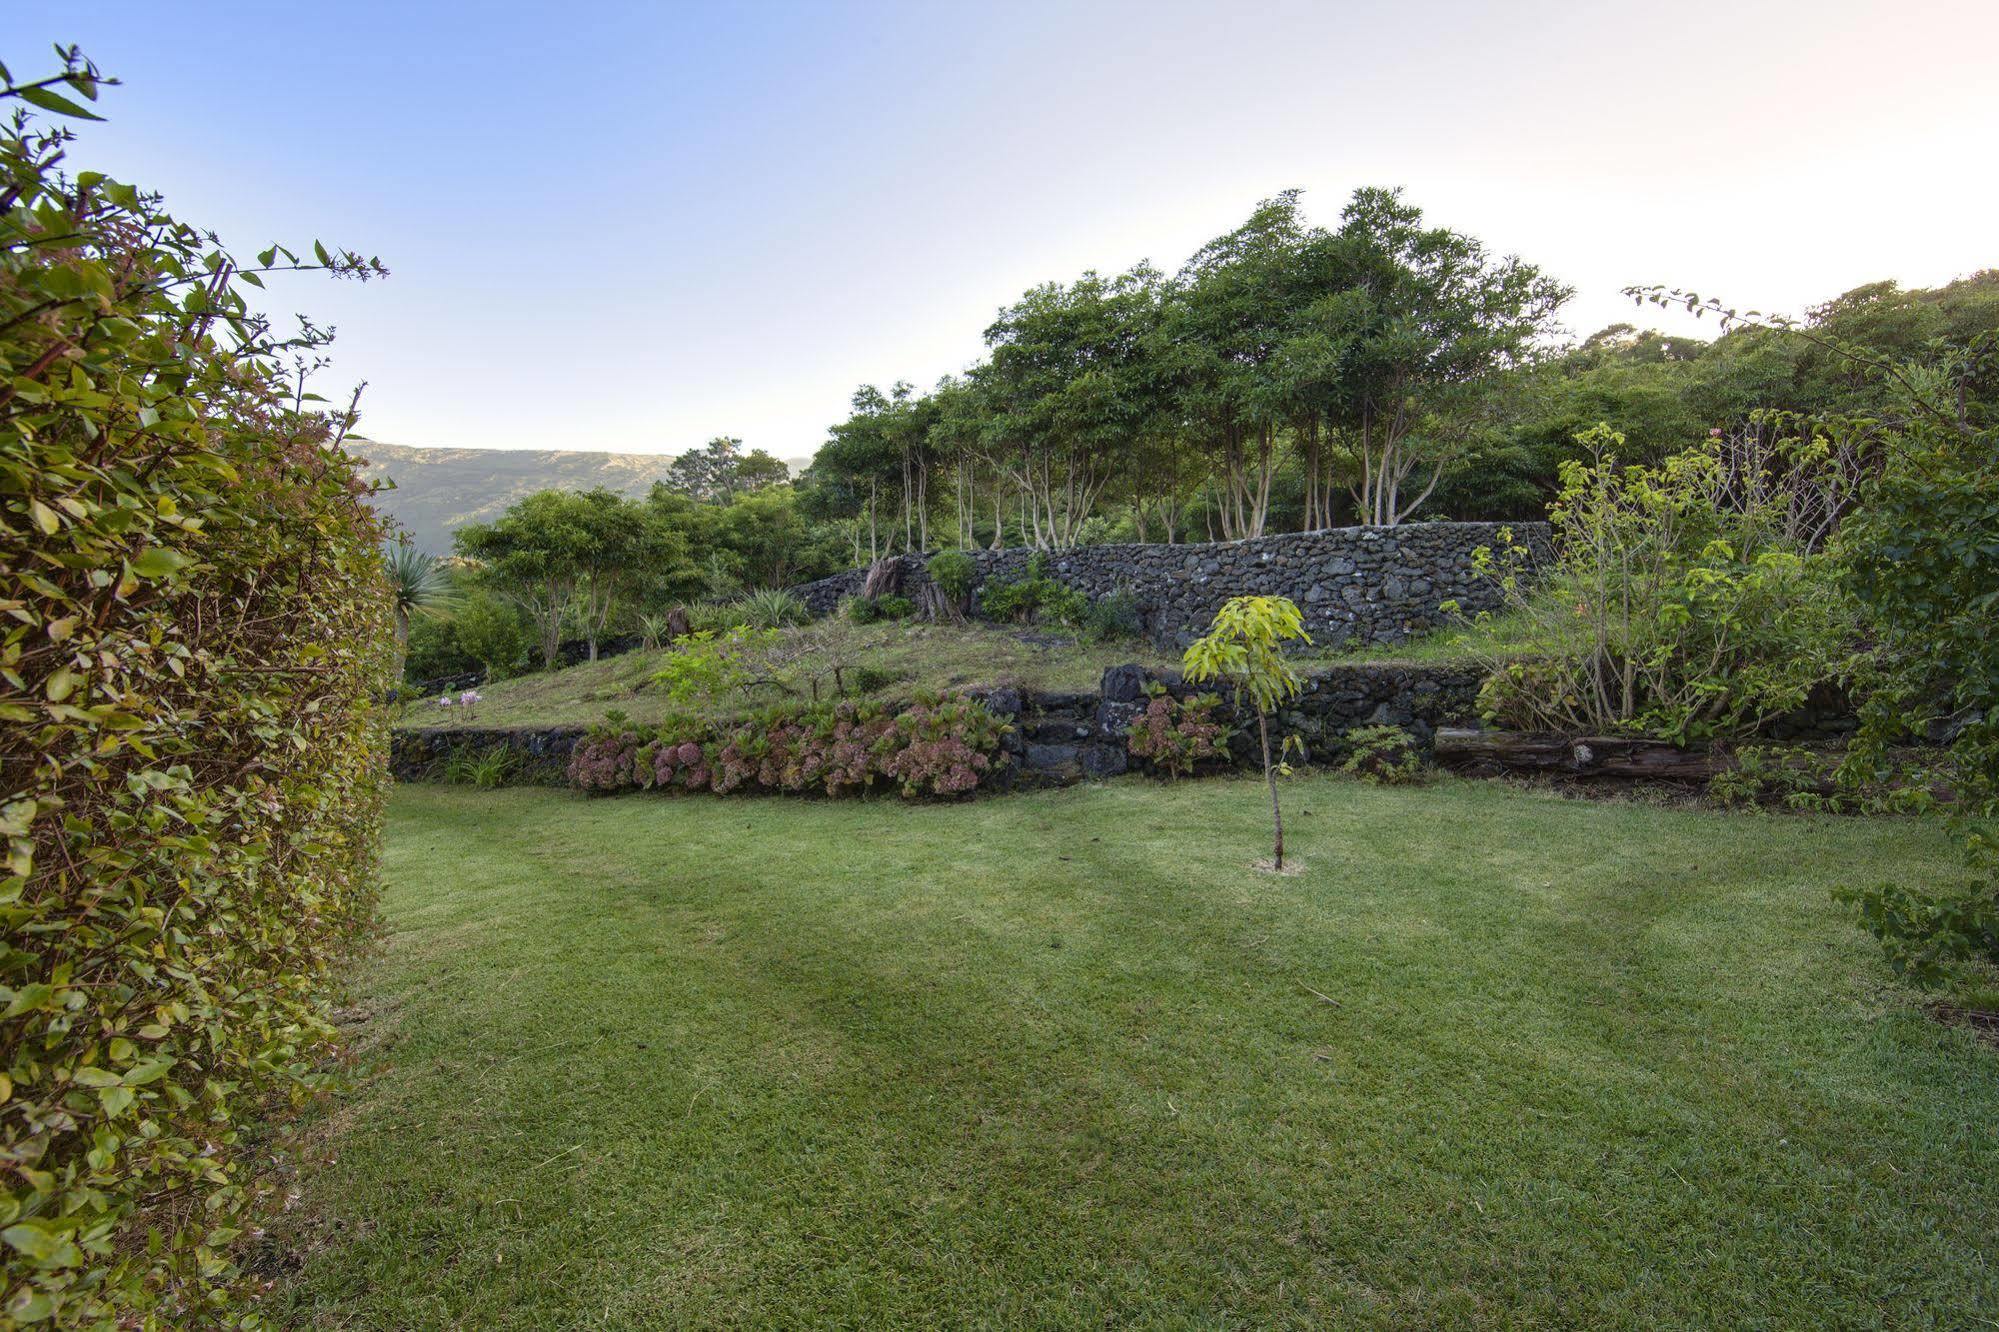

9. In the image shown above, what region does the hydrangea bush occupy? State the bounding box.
[568,695,1010,800]
[1126,688,1231,779]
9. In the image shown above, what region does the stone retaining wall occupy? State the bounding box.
[391,725,587,784]
[790,522,1549,649]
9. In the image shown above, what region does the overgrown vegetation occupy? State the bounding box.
[0,52,389,1327]
[1464,424,1854,743]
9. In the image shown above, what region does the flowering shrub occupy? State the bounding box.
[1126,687,1231,778]
[880,695,1010,796]
[567,696,1008,799]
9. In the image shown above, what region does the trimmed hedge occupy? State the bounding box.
[0,57,391,1328]
[569,695,1011,799]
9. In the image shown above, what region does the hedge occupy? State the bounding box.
[0,54,391,1328]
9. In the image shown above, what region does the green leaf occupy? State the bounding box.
[128,548,189,580]
[16,85,104,121]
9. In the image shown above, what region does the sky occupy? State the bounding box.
[5,0,1995,458]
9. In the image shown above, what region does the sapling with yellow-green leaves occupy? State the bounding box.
[1183,596,1312,869]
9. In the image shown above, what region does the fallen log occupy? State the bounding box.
[1433,727,1732,782]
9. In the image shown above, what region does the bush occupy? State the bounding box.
[845,594,912,625]
[0,56,392,1326]
[851,665,908,695]
[404,607,479,683]
[1126,688,1231,779]
[453,591,530,680]
[443,745,518,789]
[977,553,1087,629]
[567,695,1011,800]
[1468,425,1854,744]
[1081,588,1143,642]
[734,587,808,629]
[1339,725,1427,785]
[925,549,977,604]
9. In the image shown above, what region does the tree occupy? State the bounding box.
[662,436,790,503]
[567,489,681,660]
[385,538,451,658]
[455,489,680,667]
[1182,596,1313,870]
[1320,187,1571,526]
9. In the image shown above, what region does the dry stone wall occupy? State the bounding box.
[790,521,1550,648]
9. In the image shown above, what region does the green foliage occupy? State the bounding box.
[1183,596,1312,718]
[649,627,778,706]
[850,665,907,695]
[1126,687,1230,779]
[453,591,530,680]
[1706,744,1841,811]
[567,694,1010,799]
[844,594,913,625]
[443,746,517,790]
[976,554,1086,627]
[456,488,685,667]
[1079,588,1142,643]
[733,587,808,629]
[1339,726,1427,785]
[403,606,479,683]
[1469,425,1854,744]
[0,51,392,1327]
[924,549,977,604]
[385,539,451,653]
[1821,338,1999,988]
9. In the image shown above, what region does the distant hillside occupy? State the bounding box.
[348,440,684,554]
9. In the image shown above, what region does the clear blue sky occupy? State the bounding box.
[5,1,1994,457]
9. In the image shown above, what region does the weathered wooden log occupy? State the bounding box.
[1433,727,1732,782]
[861,557,903,599]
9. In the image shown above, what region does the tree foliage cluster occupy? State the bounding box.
[807,188,1571,553]
[0,52,392,1327]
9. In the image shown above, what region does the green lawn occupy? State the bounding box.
[271,779,1997,1329]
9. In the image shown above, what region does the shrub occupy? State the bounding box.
[851,665,908,695]
[976,553,1087,628]
[1126,688,1231,779]
[566,696,1010,800]
[404,607,479,683]
[925,549,977,604]
[880,694,1009,796]
[1081,588,1143,642]
[1468,425,1855,745]
[845,594,912,624]
[1339,726,1427,785]
[443,745,518,789]
[0,53,392,1327]
[454,590,530,680]
[734,587,808,629]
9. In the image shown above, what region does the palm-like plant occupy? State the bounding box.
[386,540,451,651]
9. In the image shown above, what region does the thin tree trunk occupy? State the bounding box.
[1259,708,1284,870]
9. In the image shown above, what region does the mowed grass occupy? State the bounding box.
[271,779,1998,1329]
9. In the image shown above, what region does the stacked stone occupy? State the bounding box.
[787,521,1551,649]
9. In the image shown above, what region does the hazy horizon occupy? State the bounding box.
[5,0,1994,456]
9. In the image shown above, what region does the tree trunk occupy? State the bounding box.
[1259,708,1284,870]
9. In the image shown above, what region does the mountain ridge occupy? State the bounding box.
[347,439,686,554]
